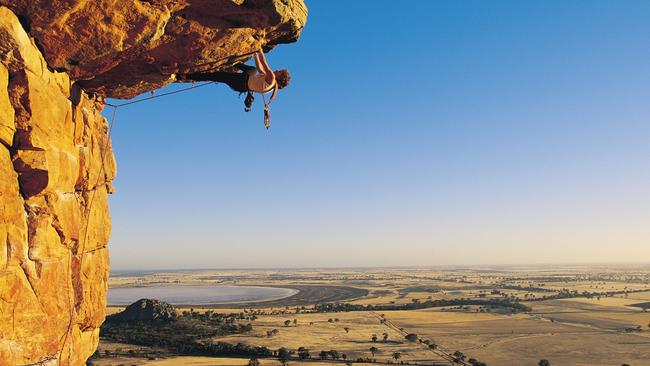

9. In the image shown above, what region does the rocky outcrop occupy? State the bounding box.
[0,7,114,365]
[0,1,306,365]
[1,0,307,99]
[108,299,178,322]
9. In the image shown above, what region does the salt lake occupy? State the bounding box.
[107,285,298,306]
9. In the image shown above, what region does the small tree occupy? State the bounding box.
[382,333,389,342]
[284,320,292,327]
[453,351,466,361]
[392,352,401,361]
[329,350,340,360]
[293,319,298,326]
[278,348,291,366]
[428,343,438,350]
[369,347,379,356]
[538,360,550,366]
[297,347,310,360]
[405,333,418,342]
[344,327,350,333]
[372,334,378,342]
[468,358,487,366]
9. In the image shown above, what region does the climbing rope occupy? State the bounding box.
[57,81,217,363]
[104,81,215,108]
[54,46,271,361]
[262,92,271,129]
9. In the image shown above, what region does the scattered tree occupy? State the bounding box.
[284,320,292,327]
[453,351,466,361]
[382,333,389,342]
[538,360,550,366]
[267,329,280,337]
[405,333,418,342]
[372,334,378,342]
[369,347,378,356]
[344,327,350,333]
[468,358,487,366]
[392,352,401,361]
[330,350,340,360]
[278,348,291,366]
[297,347,310,360]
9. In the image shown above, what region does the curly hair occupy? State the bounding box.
[274,69,291,89]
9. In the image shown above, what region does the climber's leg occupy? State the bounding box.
[181,71,248,93]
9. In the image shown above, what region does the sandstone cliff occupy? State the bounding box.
[0,1,306,365]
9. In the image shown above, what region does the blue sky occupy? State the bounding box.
[106,1,650,270]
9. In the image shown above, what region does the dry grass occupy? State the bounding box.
[101,266,650,366]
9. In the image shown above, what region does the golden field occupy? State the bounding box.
[94,266,650,366]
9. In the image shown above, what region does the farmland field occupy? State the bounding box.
[93,265,650,366]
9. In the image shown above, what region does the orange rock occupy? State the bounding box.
[0,63,13,146]
[0,0,308,98]
[0,7,114,365]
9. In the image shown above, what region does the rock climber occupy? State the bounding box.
[177,48,290,128]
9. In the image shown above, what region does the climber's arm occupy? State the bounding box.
[257,49,273,75]
[270,84,278,101]
[253,52,266,74]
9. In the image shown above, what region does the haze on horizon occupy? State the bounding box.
[107,1,650,271]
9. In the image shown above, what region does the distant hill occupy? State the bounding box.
[109,298,177,322]
[100,299,268,357]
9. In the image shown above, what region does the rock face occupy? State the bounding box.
[108,299,178,323]
[1,0,307,99]
[0,1,306,365]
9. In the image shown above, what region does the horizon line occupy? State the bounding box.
[110,260,650,274]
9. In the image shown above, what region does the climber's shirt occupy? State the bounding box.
[247,73,275,94]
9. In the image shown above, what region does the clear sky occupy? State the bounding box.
[106,0,650,270]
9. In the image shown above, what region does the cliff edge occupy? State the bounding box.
[0,1,306,365]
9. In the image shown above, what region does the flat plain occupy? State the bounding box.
[93,265,650,366]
